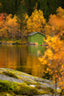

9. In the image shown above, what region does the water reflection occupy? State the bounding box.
[28,45,45,56]
[0,45,45,77]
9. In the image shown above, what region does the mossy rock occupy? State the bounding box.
[0,68,55,95]
[0,80,40,95]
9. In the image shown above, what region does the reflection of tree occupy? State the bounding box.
[0,45,20,69]
[0,45,44,78]
[31,56,43,77]
[19,45,45,77]
[24,55,43,77]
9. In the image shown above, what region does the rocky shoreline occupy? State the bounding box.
[0,41,47,46]
[0,68,62,96]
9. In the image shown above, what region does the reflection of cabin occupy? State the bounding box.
[28,45,45,56]
[28,32,45,45]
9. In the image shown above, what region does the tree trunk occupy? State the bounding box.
[59,89,63,96]
[55,77,57,96]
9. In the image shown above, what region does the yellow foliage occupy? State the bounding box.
[49,14,64,30]
[44,7,64,37]
[25,14,28,20]
[0,14,20,38]
[56,7,64,18]
[39,35,64,89]
[25,9,46,34]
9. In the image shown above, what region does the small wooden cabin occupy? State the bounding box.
[28,32,45,45]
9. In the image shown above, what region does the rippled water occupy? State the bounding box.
[0,45,45,77]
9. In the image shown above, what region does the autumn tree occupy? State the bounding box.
[45,7,64,37]
[0,13,7,38]
[5,14,20,39]
[25,9,46,34]
[39,36,64,95]
[0,13,20,39]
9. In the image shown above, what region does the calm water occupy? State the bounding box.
[0,45,45,77]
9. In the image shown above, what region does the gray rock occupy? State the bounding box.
[0,74,23,83]
[38,82,54,88]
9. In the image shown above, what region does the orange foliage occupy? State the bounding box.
[24,9,46,34]
[39,36,64,90]
[56,7,64,17]
[0,13,7,21]
[45,7,64,37]
[5,14,20,38]
[49,14,64,31]
[0,14,20,39]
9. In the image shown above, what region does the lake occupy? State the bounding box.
[0,45,45,77]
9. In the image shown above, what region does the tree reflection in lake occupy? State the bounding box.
[0,45,45,77]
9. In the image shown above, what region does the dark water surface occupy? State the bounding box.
[0,45,45,77]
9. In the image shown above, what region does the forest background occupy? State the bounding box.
[0,0,64,40]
